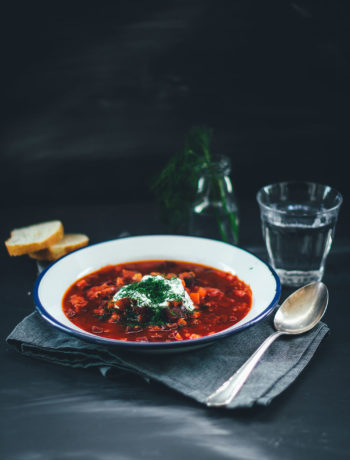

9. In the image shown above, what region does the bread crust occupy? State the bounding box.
[29,233,89,261]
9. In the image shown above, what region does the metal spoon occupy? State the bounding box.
[206,281,328,407]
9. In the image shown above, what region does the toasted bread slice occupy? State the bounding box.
[29,233,89,261]
[5,221,64,256]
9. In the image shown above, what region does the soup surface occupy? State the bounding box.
[62,260,252,342]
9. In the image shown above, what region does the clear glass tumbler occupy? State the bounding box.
[257,181,342,287]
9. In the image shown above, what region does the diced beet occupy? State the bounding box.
[87,284,117,300]
[150,333,162,339]
[76,279,88,289]
[205,288,224,298]
[70,295,88,312]
[66,308,76,318]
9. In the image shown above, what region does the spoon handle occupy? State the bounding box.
[206,331,285,407]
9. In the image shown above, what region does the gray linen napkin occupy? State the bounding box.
[6,312,329,409]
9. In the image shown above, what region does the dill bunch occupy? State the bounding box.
[151,126,213,232]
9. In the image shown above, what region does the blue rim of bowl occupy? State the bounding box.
[33,235,281,350]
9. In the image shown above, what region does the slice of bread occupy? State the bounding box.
[5,221,64,256]
[29,233,89,261]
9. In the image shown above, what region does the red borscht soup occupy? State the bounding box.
[62,260,252,342]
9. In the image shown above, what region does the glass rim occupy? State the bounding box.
[256,180,343,216]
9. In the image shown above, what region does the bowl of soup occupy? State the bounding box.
[34,235,281,352]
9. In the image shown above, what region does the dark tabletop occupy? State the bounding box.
[1,202,349,460]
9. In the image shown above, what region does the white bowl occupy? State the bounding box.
[34,235,281,352]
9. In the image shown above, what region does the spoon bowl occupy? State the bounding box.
[274,282,328,334]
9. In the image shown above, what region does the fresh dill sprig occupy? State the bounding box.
[151,126,212,232]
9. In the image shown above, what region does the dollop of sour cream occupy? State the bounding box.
[113,274,194,312]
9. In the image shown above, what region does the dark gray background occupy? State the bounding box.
[1,0,349,215]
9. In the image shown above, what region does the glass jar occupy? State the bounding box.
[189,155,239,244]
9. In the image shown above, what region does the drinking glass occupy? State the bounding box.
[257,181,342,287]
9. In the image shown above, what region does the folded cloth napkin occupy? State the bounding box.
[7,312,329,409]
